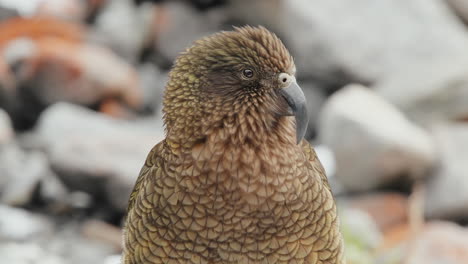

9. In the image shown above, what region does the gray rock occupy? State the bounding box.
[318,85,436,192]
[313,144,345,195]
[406,221,468,264]
[0,205,53,241]
[36,103,164,211]
[229,0,468,88]
[35,0,86,22]
[138,63,167,112]
[93,0,154,62]
[0,145,53,206]
[0,109,13,145]
[0,0,42,16]
[156,1,226,61]
[0,243,67,264]
[425,123,468,220]
[38,172,69,207]
[340,208,382,264]
[375,61,468,125]
[0,218,117,264]
[446,0,468,24]
[45,222,117,264]
[0,6,19,21]
[301,83,327,140]
[104,255,122,264]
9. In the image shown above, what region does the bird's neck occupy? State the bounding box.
[166,112,304,207]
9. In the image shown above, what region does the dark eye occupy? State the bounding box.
[242,68,254,79]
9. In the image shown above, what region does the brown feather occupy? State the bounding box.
[122,26,344,264]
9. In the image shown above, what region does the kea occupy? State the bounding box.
[122,26,344,264]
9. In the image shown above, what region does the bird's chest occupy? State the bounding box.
[133,140,338,263]
[155,141,323,258]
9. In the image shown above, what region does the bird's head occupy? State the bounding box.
[163,26,307,145]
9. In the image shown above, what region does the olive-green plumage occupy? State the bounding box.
[122,26,344,264]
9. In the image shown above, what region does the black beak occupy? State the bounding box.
[279,82,308,144]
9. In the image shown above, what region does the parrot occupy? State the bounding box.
[122,26,344,264]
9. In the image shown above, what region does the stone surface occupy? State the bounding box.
[0,217,118,264]
[93,0,154,62]
[446,0,468,24]
[424,123,468,220]
[0,243,66,264]
[0,205,52,241]
[375,61,468,125]
[0,145,53,206]
[45,222,117,264]
[156,1,226,61]
[3,33,141,129]
[35,0,86,22]
[0,6,18,22]
[340,208,382,264]
[0,0,42,16]
[36,103,164,211]
[0,108,13,145]
[104,255,122,264]
[229,0,468,89]
[407,221,468,264]
[318,84,436,192]
[349,192,408,232]
[138,62,167,112]
[0,202,120,264]
[301,83,327,140]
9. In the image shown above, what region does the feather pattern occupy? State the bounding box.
[122,26,344,264]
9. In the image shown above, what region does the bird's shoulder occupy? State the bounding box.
[126,140,168,213]
[301,141,332,194]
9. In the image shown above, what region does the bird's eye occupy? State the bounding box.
[242,68,254,79]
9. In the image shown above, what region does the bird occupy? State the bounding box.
[122,26,344,264]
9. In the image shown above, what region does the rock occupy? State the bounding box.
[313,144,346,195]
[379,222,411,253]
[407,221,468,264]
[0,6,18,22]
[35,0,87,22]
[318,85,436,192]
[0,145,53,206]
[0,0,42,16]
[81,220,122,250]
[349,192,408,232]
[104,255,122,264]
[424,123,468,220]
[36,103,164,211]
[228,0,468,89]
[446,0,468,24]
[0,205,116,264]
[138,63,167,112]
[38,172,70,208]
[155,1,226,62]
[375,61,468,125]
[45,222,118,264]
[0,108,13,144]
[0,205,53,241]
[340,208,382,264]
[0,243,67,264]
[93,0,155,62]
[314,144,336,178]
[301,83,327,140]
[3,33,141,129]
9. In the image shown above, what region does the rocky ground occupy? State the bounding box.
[1,0,468,263]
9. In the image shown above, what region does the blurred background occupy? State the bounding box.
[1,0,468,263]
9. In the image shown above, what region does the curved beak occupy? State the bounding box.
[279,81,308,144]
